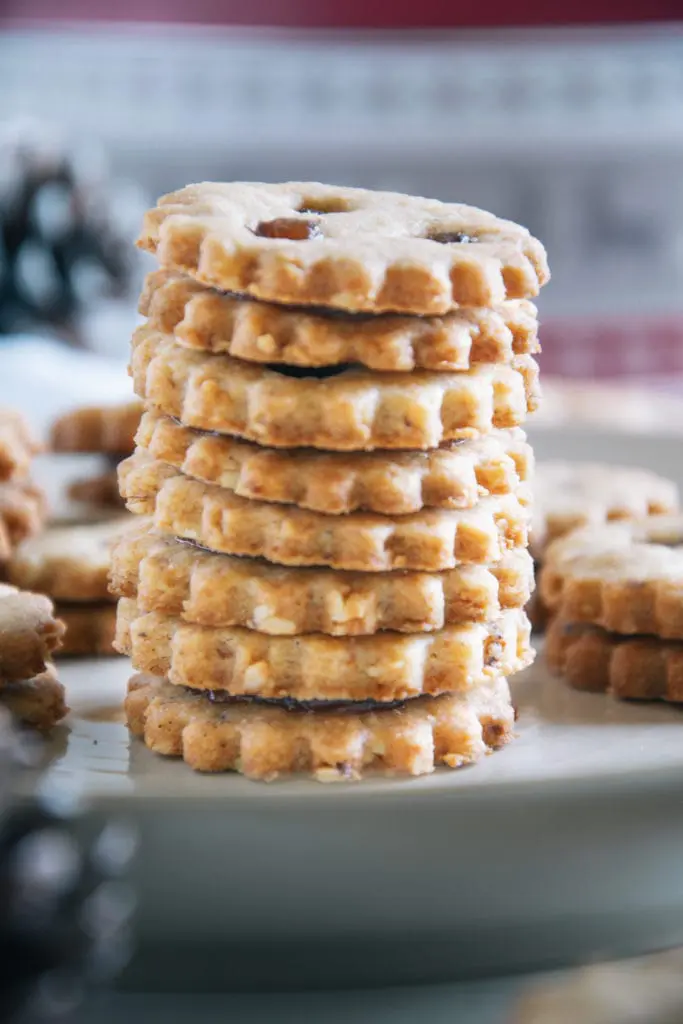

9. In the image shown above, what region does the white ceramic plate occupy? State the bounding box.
[27,427,683,991]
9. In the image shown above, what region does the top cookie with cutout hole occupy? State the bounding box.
[138,182,549,315]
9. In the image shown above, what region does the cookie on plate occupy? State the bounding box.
[55,604,117,657]
[126,672,515,780]
[0,408,41,481]
[540,516,683,639]
[110,521,534,634]
[546,617,683,703]
[116,597,533,701]
[1,666,68,731]
[0,583,64,682]
[0,478,48,552]
[528,462,679,634]
[131,326,539,450]
[532,461,678,559]
[8,518,133,602]
[134,410,534,516]
[7,519,133,658]
[120,459,531,572]
[50,402,143,455]
[67,468,123,510]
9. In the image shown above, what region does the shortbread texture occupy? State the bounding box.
[121,180,550,779]
[138,182,548,315]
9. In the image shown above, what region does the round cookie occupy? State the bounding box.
[138,181,549,315]
[54,604,118,658]
[540,516,683,639]
[110,522,534,635]
[133,411,533,516]
[116,598,533,702]
[140,268,539,372]
[546,617,683,704]
[0,583,64,683]
[7,518,135,602]
[0,408,40,482]
[0,479,48,549]
[50,401,143,455]
[67,469,123,510]
[126,673,515,780]
[1,667,68,732]
[532,461,679,558]
[120,459,531,573]
[131,326,539,451]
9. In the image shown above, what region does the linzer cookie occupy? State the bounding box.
[0,584,64,682]
[117,581,530,702]
[1,667,68,731]
[67,469,124,509]
[546,618,683,703]
[540,517,683,639]
[134,411,533,515]
[0,408,40,481]
[532,461,678,558]
[7,519,133,602]
[130,326,539,450]
[0,479,48,548]
[116,598,532,700]
[126,673,515,779]
[120,463,530,572]
[7,519,133,657]
[138,182,549,315]
[55,604,117,657]
[50,401,143,455]
[140,268,540,372]
[110,523,534,634]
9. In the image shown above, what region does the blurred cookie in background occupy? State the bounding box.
[0,407,47,573]
[7,519,133,658]
[49,401,143,518]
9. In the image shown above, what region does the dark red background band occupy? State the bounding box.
[1,0,680,27]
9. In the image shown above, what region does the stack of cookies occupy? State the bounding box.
[0,409,66,728]
[0,583,66,730]
[111,181,549,781]
[0,408,47,573]
[50,402,143,513]
[529,463,679,631]
[541,515,683,703]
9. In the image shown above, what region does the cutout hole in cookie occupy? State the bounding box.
[253,218,322,240]
[298,196,350,215]
[267,364,351,379]
[428,230,478,244]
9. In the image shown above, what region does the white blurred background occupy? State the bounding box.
[1,9,683,384]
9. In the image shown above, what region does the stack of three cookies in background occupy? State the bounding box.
[0,410,66,730]
[111,182,549,782]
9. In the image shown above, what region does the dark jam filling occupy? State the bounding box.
[188,689,408,715]
[265,363,351,379]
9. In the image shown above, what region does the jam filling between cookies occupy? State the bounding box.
[266,363,352,379]
[192,689,409,715]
